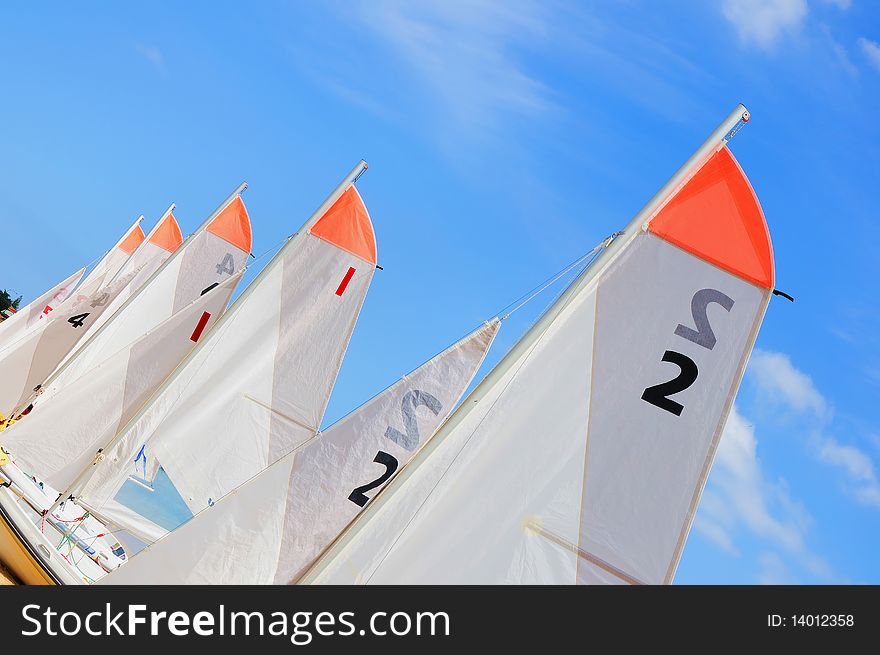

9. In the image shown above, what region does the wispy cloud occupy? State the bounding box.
[722,0,808,48]
[748,350,828,418]
[858,37,880,71]
[747,349,880,510]
[757,552,797,584]
[135,44,167,76]
[696,406,832,581]
[349,1,555,135]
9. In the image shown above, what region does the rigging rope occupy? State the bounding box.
[497,234,616,321]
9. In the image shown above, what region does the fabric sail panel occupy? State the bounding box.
[101,458,294,585]
[79,218,146,292]
[40,213,186,389]
[0,268,85,351]
[311,289,598,584]
[44,198,250,400]
[0,274,242,493]
[309,145,773,585]
[79,185,377,518]
[100,499,169,544]
[100,321,499,585]
[0,266,145,417]
[275,319,498,583]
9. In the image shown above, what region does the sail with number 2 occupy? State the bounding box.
[101,320,499,584]
[300,104,774,586]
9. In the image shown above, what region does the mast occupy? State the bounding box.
[298,105,750,584]
[46,162,367,515]
[106,204,176,286]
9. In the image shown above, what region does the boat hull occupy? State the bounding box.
[0,496,57,585]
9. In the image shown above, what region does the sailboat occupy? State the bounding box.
[34,187,252,411]
[2,103,773,586]
[0,268,85,355]
[0,161,378,584]
[0,215,145,358]
[109,103,771,586]
[301,104,773,585]
[102,320,499,584]
[76,216,147,294]
[0,209,183,419]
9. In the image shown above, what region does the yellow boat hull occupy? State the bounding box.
[0,503,57,585]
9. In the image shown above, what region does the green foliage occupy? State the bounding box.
[0,289,22,312]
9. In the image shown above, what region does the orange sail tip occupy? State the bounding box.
[647,146,774,289]
[150,213,185,253]
[309,186,377,265]
[119,224,146,255]
[206,196,253,253]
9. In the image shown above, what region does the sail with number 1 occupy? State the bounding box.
[301,104,774,586]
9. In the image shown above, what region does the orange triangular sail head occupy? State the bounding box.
[206,196,253,254]
[310,186,377,265]
[150,214,184,253]
[118,224,146,255]
[647,146,774,289]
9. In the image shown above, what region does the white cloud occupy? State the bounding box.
[748,349,828,418]
[747,349,880,510]
[135,44,166,76]
[722,0,808,48]
[757,552,796,584]
[818,437,880,508]
[351,1,554,133]
[697,406,832,580]
[858,37,880,71]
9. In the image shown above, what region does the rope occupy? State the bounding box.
[497,234,615,321]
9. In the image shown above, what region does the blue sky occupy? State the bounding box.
[1,1,878,583]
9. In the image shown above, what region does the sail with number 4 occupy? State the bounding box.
[0,210,182,418]
[46,163,378,539]
[301,105,774,586]
[0,268,85,352]
[0,274,243,542]
[0,264,149,418]
[37,190,251,408]
[101,320,499,584]
[0,215,144,353]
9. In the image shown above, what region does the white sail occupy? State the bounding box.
[42,195,251,401]
[0,273,242,495]
[37,205,190,406]
[74,171,378,522]
[101,321,499,585]
[0,268,85,352]
[78,217,146,292]
[110,208,183,291]
[0,265,146,417]
[303,108,774,586]
[100,498,169,544]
